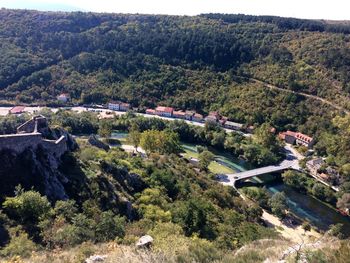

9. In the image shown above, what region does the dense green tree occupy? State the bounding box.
[140,130,181,155]
[268,192,288,218]
[95,211,126,242]
[98,120,112,138]
[198,150,215,171]
[337,193,350,211]
[2,189,51,224]
[128,123,141,151]
[282,170,308,193]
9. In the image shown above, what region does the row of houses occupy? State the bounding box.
[144,107,245,131]
[146,106,205,122]
[204,111,244,131]
[107,101,131,112]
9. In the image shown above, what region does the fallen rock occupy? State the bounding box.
[136,235,153,248]
[85,255,107,263]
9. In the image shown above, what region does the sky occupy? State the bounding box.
[1,0,350,20]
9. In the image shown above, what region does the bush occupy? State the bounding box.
[2,189,51,224]
[0,228,36,258]
[177,238,222,263]
[95,211,126,242]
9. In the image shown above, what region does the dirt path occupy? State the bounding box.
[250,78,350,114]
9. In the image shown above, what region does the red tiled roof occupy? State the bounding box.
[109,101,121,105]
[9,106,25,114]
[173,111,186,116]
[156,106,174,113]
[285,130,297,137]
[185,110,195,115]
[320,173,330,180]
[146,109,156,114]
[209,111,220,117]
[279,130,313,143]
[295,132,313,143]
[193,113,203,119]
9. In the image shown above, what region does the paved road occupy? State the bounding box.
[0,106,251,137]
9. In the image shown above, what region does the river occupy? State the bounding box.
[111,131,350,235]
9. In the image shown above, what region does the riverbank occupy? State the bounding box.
[262,210,320,243]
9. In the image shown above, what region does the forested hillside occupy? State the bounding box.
[0,9,350,127]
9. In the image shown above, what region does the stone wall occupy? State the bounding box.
[0,133,42,154]
[42,136,67,158]
[17,115,48,134]
[0,115,68,157]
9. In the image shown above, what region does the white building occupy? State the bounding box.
[224,121,243,131]
[108,101,120,111]
[57,93,70,103]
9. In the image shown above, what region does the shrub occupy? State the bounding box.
[54,200,78,221]
[2,189,51,224]
[177,238,222,263]
[0,228,36,258]
[95,211,126,242]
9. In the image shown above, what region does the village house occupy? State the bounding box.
[306,158,325,175]
[57,93,70,103]
[185,110,195,120]
[224,121,244,131]
[108,101,130,112]
[279,130,297,144]
[192,113,204,122]
[119,102,130,112]
[108,101,121,111]
[279,130,314,148]
[146,109,156,115]
[173,110,186,119]
[205,111,220,123]
[306,158,340,185]
[155,106,174,117]
[9,106,26,115]
[246,125,255,133]
[219,116,228,126]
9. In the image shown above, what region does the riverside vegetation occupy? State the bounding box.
[0,111,349,262]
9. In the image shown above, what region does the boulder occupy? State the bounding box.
[88,134,110,151]
[136,235,153,248]
[85,255,107,263]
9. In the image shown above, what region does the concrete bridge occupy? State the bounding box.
[217,146,301,187]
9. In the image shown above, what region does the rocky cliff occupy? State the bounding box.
[0,127,78,201]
